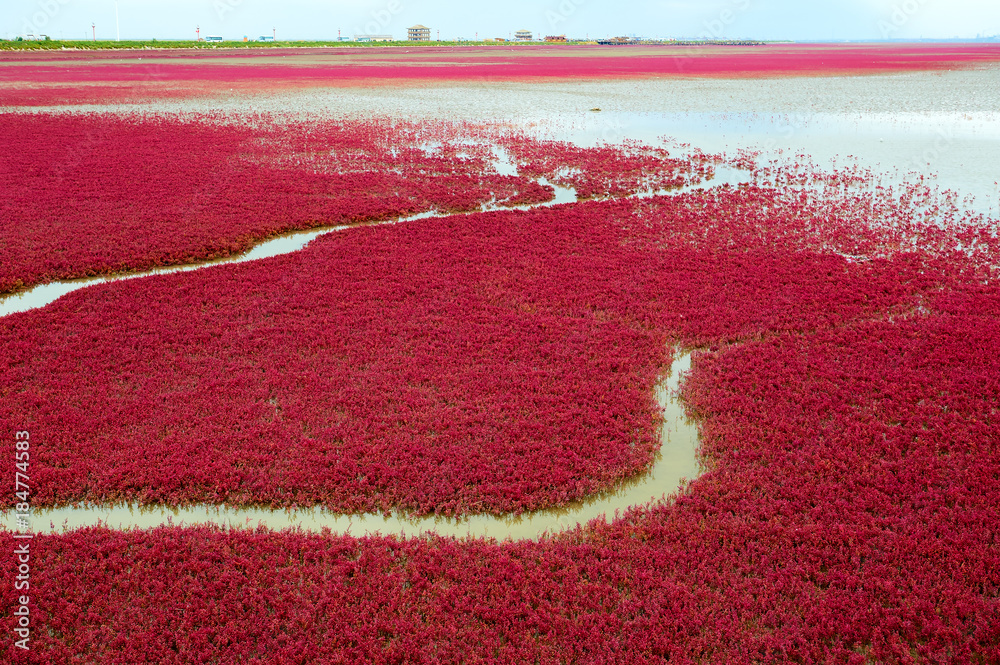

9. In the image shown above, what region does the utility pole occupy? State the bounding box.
[115,1,120,42]
[273,27,276,40]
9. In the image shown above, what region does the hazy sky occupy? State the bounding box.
[7,0,1000,42]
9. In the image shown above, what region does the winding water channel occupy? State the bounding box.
[2,353,698,540]
[1,147,732,539]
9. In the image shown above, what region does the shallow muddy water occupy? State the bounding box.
[535,110,1000,216]
[1,352,699,540]
[83,68,992,215]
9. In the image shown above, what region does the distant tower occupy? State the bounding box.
[196,25,200,41]
[92,23,96,41]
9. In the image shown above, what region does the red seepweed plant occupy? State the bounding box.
[2,115,999,662]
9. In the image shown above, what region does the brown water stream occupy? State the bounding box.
[0,145,716,538]
[2,352,699,540]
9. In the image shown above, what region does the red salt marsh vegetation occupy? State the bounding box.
[0,113,698,296]
[2,43,1000,106]
[3,112,1000,661]
[2,270,998,661]
[7,120,984,514]
[0,191,939,514]
[0,113,537,295]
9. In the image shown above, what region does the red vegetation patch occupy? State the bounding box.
[2,119,1000,660]
[669,302,1000,661]
[2,43,1000,105]
[5,285,997,663]
[0,113,702,296]
[500,137,702,199]
[0,113,521,293]
[0,221,666,514]
[5,303,1000,663]
[0,188,945,514]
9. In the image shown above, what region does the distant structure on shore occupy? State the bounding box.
[0,30,778,46]
[664,39,766,46]
[408,25,430,41]
[596,36,636,45]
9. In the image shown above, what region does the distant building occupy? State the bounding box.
[544,34,567,42]
[205,35,223,42]
[515,30,532,41]
[408,24,431,41]
[354,34,393,42]
[257,35,275,42]
[596,36,637,45]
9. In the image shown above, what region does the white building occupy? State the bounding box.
[408,25,431,41]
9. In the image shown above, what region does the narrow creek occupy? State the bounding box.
[2,352,699,540]
[1,147,740,539]
[0,153,749,318]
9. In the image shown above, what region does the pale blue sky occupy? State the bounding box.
[7,0,1000,42]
